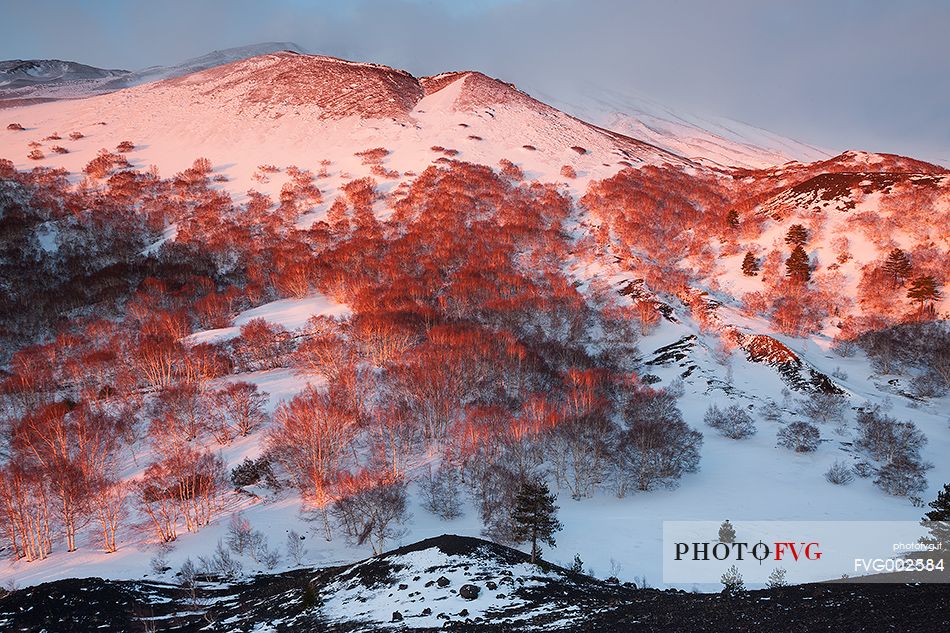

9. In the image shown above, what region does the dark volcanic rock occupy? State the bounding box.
[0,535,947,632]
[459,583,480,600]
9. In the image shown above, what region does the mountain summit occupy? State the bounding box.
[2,43,827,170]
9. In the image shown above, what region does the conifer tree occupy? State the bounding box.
[785,224,808,246]
[766,567,788,588]
[923,482,950,546]
[720,564,745,594]
[718,519,736,544]
[785,245,811,283]
[726,210,740,230]
[741,251,759,276]
[511,478,563,563]
[882,248,912,286]
[570,553,584,574]
[907,276,941,316]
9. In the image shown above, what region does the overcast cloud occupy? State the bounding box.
[2,0,948,164]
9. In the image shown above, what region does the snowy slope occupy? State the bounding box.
[529,82,832,169]
[0,51,689,207]
[1,289,945,593]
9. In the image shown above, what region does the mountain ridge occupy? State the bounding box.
[1,42,833,170]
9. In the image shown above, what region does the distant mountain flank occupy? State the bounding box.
[529,83,833,169]
[0,59,130,87]
[0,42,305,102]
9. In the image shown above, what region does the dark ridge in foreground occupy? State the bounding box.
[0,535,948,632]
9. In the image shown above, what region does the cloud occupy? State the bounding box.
[2,0,947,163]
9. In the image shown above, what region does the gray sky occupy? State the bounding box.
[3,0,948,164]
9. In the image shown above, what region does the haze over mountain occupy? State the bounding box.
[531,84,832,169]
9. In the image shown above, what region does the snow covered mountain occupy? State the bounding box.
[0,50,689,198]
[3,42,826,170]
[0,47,948,625]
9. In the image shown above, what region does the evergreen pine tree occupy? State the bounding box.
[720,565,745,594]
[785,224,808,246]
[511,478,563,563]
[570,553,584,574]
[882,248,912,286]
[907,276,941,316]
[741,251,760,276]
[766,567,788,588]
[718,519,736,544]
[923,482,950,546]
[726,210,740,230]
[785,245,811,283]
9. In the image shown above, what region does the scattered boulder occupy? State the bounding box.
[436,576,450,588]
[459,609,469,617]
[459,584,480,600]
[391,611,403,622]
[486,581,498,590]
[398,583,408,590]
[421,607,432,616]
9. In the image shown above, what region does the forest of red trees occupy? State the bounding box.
[0,146,946,562]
